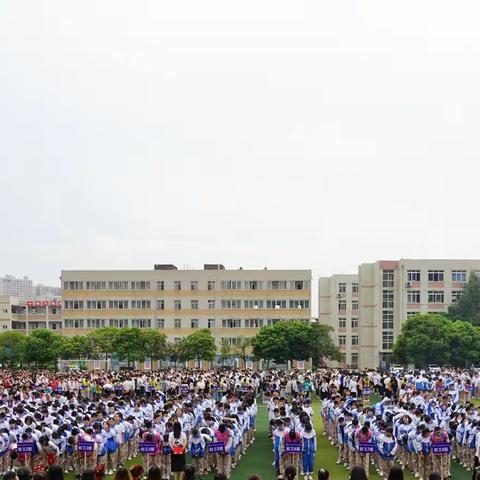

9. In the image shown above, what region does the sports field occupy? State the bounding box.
[78,395,473,480]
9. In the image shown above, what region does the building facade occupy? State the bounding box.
[319,259,480,369]
[0,275,34,300]
[61,265,311,347]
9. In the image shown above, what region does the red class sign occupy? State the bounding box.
[26,300,61,307]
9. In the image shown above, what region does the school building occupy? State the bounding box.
[61,265,312,347]
[319,259,480,370]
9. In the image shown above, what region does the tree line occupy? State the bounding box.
[0,319,341,369]
[393,272,480,368]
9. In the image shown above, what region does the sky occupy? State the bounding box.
[1,1,480,301]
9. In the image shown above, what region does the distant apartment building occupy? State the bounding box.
[0,295,62,332]
[35,284,61,300]
[319,259,480,369]
[61,265,311,347]
[0,275,34,300]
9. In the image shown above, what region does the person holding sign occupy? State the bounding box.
[282,429,302,478]
[141,428,162,471]
[168,421,187,480]
[355,425,373,477]
[214,423,233,479]
[431,426,450,480]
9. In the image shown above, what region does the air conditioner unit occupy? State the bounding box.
[406,281,412,288]
[337,293,342,298]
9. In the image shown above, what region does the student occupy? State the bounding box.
[282,429,302,478]
[284,465,297,480]
[301,423,316,480]
[214,424,232,480]
[188,428,205,476]
[349,466,367,480]
[317,469,329,480]
[168,422,187,480]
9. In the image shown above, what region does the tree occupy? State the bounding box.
[448,320,480,367]
[165,342,184,369]
[23,329,64,368]
[251,325,289,365]
[60,335,97,359]
[219,339,232,366]
[179,329,216,367]
[309,323,342,366]
[89,328,119,363]
[113,328,145,366]
[234,336,252,368]
[392,313,454,367]
[0,331,27,367]
[141,330,167,362]
[448,272,480,325]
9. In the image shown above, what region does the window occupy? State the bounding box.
[156,300,165,310]
[157,319,165,328]
[221,337,242,347]
[64,300,84,310]
[191,300,199,310]
[452,270,467,282]
[338,318,346,328]
[156,281,165,291]
[174,300,182,310]
[351,353,359,366]
[190,281,198,291]
[222,319,242,328]
[245,318,263,328]
[382,291,394,309]
[382,311,394,330]
[208,299,215,309]
[428,270,444,282]
[351,300,359,311]
[131,319,151,328]
[289,300,310,309]
[407,270,421,282]
[244,281,262,290]
[292,281,306,290]
[191,319,199,329]
[382,331,394,350]
[351,317,358,329]
[221,280,241,290]
[207,280,215,291]
[174,319,182,329]
[63,281,83,290]
[208,318,216,329]
[267,281,287,290]
[406,311,417,318]
[221,300,242,309]
[452,290,463,303]
[338,283,347,293]
[338,300,347,311]
[352,283,359,293]
[267,300,287,309]
[351,336,359,346]
[244,300,264,309]
[407,290,420,303]
[85,281,106,290]
[131,281,151,290]
[86,300,106,309]
[109,318,128,328]
[131,300,151,309]
[341,353,347,364]
[86,318,105,328]
[174,281,182,291]
[174,337,181,344]
[108,281,129,290]
[109,300,129,309]
[383,270,394,288]
[428,291,444,303]
[64,319,84,328]
[338,335,346,346]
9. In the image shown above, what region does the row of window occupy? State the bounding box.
[338,335,359,346]
[407,290,463,304]
[406,269,468,283]
[64,280,309,291]
[337,283,359,294]
[64,300,153,310]
[338,300,359,310]
[339,352,359,366]
[63,318,289,329]
[338,318,359,329]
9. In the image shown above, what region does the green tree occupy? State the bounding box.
[309,323,342,365]
[165,342,184,369]
[0,331,27,367]
[60,335,97,359]
[23,329,64,368]
[392,313,453,367]
[89,328,119,363]
[179,329,216,367]
[448,320,480,367]
[219,339,232,366]
[113,328,145,366]
[141,329,167,362]
[234,336,252,368]
[251,325,289,365]
[448,272,480,325]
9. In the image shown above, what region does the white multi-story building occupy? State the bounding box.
[61,264,311,347]
[319,259,480,369]
[0,275,34,300]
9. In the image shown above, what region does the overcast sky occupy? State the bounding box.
[1,1,480,296]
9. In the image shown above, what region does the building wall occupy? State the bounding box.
[61,267,312,345]
[320,259,480,369]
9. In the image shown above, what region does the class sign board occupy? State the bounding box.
[17,442,34,453]
[432,443,451,455]
[139,442,158,454]
[208,442,225,454]
[358,443,376,454]
[78,442,95,453]
[285,442,302,454]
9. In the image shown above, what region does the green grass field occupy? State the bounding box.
[67,395,474,480]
